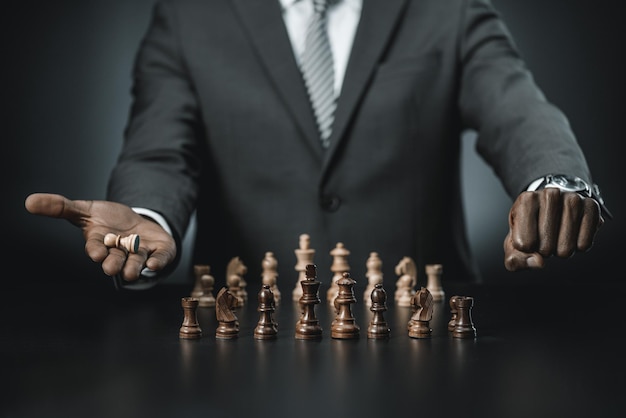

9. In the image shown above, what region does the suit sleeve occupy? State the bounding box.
[457,0,592,197]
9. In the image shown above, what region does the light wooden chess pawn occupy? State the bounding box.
[367,283,390,339]
[394,256,417,307]
[408,287,433,339]
[295,264,323,340]
[331,272,359,339]
[327,242,350,304]
[198,267,216,308]
[293,233,315,301]
[262,251,281,303]
[254,284,278,340]
[104,233,140,253]
[191,264,208,298]
[425,263,445,302]
[179,297,202,339]
[215,287,239,339]
[363,252,383,307]
[226,256,247,306]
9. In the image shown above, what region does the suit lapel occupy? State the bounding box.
[230,0,323,159]
[322,0,409,175]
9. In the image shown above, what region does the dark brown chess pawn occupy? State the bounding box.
[179,297,202,339]
[408,287,434,339]
[367,283,390,339]
[448,295,460,332]
[331,272,360,339]
[215,287,239,339]
[295,264,323,340]
[452,296,477,339]
[254,285,278,340]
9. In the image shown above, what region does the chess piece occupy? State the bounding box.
[452,296,477,339]
[327,242,350,304]
[179,297,202,339]
[198,267,216,307]
[226,256,247,306]
[215,287,239,339]
[295,264,323,339]
[104,233,140,253]
[448,295,460,332]
[331,272,360,339]
[254,284,278,340]
[191,264,209,298]
[262,251,281,303]
[363,252,383,307]
[408,287,433,338]
[293,233,315,301]
[367,283,390,339]
[425,263,445,302]
[394,256,416,307]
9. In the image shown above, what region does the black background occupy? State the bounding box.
[5,0,623,287]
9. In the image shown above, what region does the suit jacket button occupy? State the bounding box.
[320,194,341,212]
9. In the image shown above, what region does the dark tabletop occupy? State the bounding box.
[2,275,625,418]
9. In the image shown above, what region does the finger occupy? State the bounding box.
[100,247,130,277]
[510,191,540,253]
[25,193,92,224]
[503,232,545,271]
[556,193,584,258]
[577,197,603,252]
[537,188,562,256]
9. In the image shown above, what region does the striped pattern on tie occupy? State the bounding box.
[301,0,336,148]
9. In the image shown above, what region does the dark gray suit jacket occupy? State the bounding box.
[107,0,592,287]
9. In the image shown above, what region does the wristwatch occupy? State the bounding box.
[527,174,613,220]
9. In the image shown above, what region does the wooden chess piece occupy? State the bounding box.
[262,251,281,303]
[367,283,390,339]
[394,256,416,307]
[448,295,460,332]
[452,296,477,339]
[425,263,445,302]
[104,233,140,253]
[295,264,323,339]
[408,287,433,339]
[331,272,360,339]
[226,256,247,306]
[179,297,202,339]
[191,264,209,298]
[254,284,278,340]
[198,267,216,308]
[293,233,315,301]
[327,242,350,304]
[363,252,383,307]
[215,287,239,339]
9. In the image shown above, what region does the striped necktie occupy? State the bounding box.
[301,0,336,148]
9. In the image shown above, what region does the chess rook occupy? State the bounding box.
[179,297,202,339]
[448,295,460,332]
[452,296,477,339]
[104,233,140,253]
[295,264,323,340]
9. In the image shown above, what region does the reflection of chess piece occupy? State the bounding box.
[363,252,383,307]
[425,264,445,302]
[293,234,315,301]
[394,256,416,307]
[254,285,278,340]
[262,251,281,303]
[179,297,202,339]
[215,287,239,339]
[295,264,323,340]
[367,283,390,339]
[226,256,247,306]
[452,296,477,339]
[327,242,350,304]
[408,287,433,338]
[331,272,359,339]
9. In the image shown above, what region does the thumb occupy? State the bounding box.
[25,193,91,223]
[503,231,545,271]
